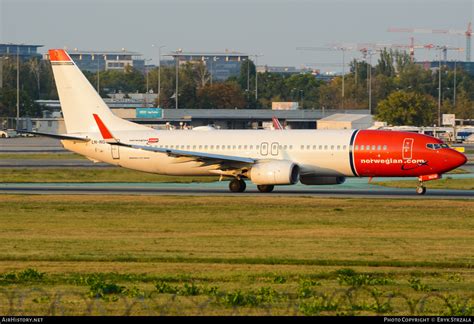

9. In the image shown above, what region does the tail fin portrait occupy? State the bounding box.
[49,49,147,134]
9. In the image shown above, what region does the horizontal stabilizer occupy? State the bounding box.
[17,131,90,141]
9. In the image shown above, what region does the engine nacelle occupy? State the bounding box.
[248,160,299,185]
[299,175,346,185]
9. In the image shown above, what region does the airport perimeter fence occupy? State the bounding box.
[0,287,473,316]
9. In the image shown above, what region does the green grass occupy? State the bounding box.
[0,153,86,160]
[375,177,474,190]
[0,195,473,315]
[0,168,219,183]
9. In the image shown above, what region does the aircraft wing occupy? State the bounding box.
[17,131,90,142]
[118,142,255,169]
[92,113,255,169]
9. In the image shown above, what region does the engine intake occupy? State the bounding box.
[299,175,346,185]
[248,160,299,185]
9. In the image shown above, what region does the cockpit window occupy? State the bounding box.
[426,143,449,150]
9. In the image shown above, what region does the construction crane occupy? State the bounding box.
[388,22,472,61]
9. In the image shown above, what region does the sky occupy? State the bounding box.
[1,0,473,72]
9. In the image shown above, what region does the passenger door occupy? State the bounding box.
[111,145,120,159]
[402,138,414,160]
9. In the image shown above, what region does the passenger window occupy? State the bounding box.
[210,145,214,150]
[377,145,381,150]
[227,145,231,149]
[244,145,248,149]
[204,145,208,150]
[186,145,190,149]
[371,145,376,150]
[193,145,196,149]
[360,145,364,150]
[289,145,293,150]
[343,145,347,150]
[256,145,260,149]
[306,145,311,150]
[324,145,328,150]
[233,145,236,149]
[337,145,340,150]
[313,145,317,150]
[331,145,334,150]
[301,145,304,150]
[319,145,322,150]
[383,145,387,150]
[199,145,202,149]
[216,145,220,150]
[283,145,287,150]
[441,144,449,148]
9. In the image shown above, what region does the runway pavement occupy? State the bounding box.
[1,180,472,199]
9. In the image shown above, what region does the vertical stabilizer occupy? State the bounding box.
[49,49,148,133]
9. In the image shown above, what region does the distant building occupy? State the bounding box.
[317,114,374,130]
[418,61,474,75]
[0,43,43,60]
[169,50,249,81]
[257,65,301,75]
[64,49,145,73]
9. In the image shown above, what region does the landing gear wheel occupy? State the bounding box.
[229,179,246,193]
[416,186,426,195]
[257,185,274,193]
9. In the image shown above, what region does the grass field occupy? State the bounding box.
[0,168,219,183]
[0,195,472,315]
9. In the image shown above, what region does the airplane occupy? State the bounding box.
[25,49,467,195]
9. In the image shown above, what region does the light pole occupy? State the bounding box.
[152,45,166,106]
[438,52,442,127]
[144,58,152,107]
[254,54,263,101]
[16,46,20,129]
[175,50,181,109]
[341,48,346,110]
[367,50,373,115]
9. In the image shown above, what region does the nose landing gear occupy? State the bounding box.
[416,183,427,195]
[415,174,441,195]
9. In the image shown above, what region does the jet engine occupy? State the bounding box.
[247,160,299,185]
[299,175,346,185]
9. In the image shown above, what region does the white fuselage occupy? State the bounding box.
[63,129,354,177]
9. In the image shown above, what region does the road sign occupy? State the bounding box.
[442,114,455,126]
[136,108,163,119]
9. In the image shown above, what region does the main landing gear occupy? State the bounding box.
[228,179,275,193]
[229,178,246,193]
[257,185,274,193]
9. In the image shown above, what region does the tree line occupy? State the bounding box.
[0,49,473,126]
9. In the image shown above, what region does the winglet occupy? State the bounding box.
[272,116,283,130]
[48,49,72,62]
[93,114,118,143]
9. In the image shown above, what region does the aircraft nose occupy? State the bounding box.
[447,150,468,169]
